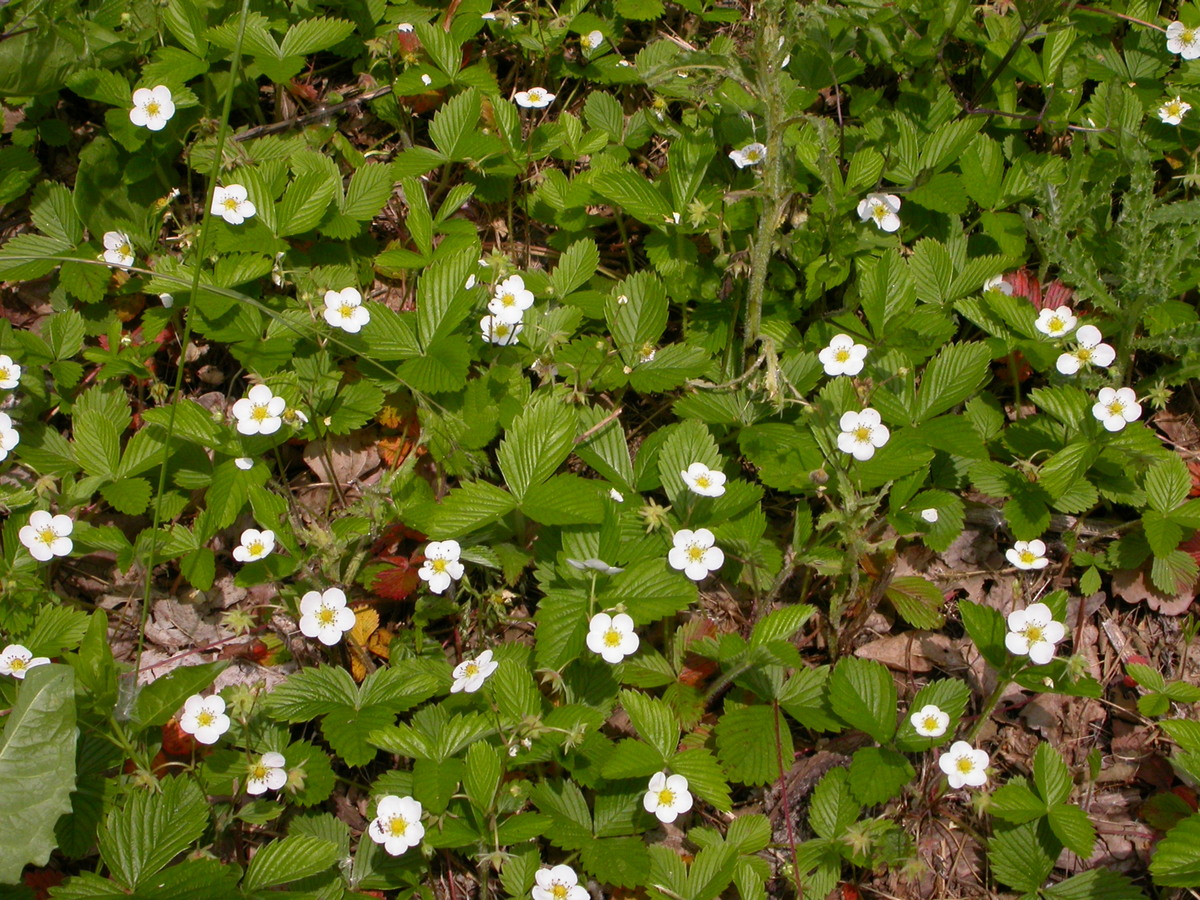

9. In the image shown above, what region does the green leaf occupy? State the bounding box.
[321,705,392,767]
[1145,456,1190,513]
[808,767,859,840]
[417,479,518,539]
[277,172,336,236]
[778,666,842,732]
[22,606,89,659]
[534,591,589,671]
[1047,802,1096,858]
[550,238,599,297]
[30,182,82,246]
[521,474,605,525]
[1043,868,1147,900]
[912,342,992,423]
[716,705,789,787]
[597,559,696,625]
[988,819,1058,893]
[129,662,228,731]
[99,775,208,890]
[242,833,341,892]
[1033,742,1073,806]
[279,17,355,56]
[591,169,674,225]
[848,747,914,806]
[496,391,577,500]
[750,604,815,647]
[327,380,384,435]
[341,163,395,222]
[268,666,359,720]
[828,656,896,743]
[606,270,668,361]
[415,246,477,347]
[669,747,731,813]
[959,599,1008,668]
[429,89,482,160]
[575,405,635,491]
[0,666,77,883]
[1152,812,1200,887]
[530,780,593,850]
[581,836,650,888]
[620,689,677,761]
[884,576,945,629]
[464,742,502,812]
[990,779,1049,824]
[100,478,152,515]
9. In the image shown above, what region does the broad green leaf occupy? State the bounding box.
[912,341,992,423]
[341,162,395,222]
[30,182,82,246]
[716,705,789,787]
[496,391,577,500]
[463,742,502,811]
[530,779,592,850]
[847,747,914,806]
[606,270,668,362]
[0,666,77,883]
[990,779,1049,824]
[591,169,674,225]
[620,689,677,761]
[279,17,356,56]
[522,474,605,525]
[988,819,1058,893]
[128,661,228,730]
[242,834,341,892]
[1033,742,1073,806]
[668,748,731,813]
[808,767,859,840]
[657,419,721,503]
[750,604,815,647]
[884,576,945,629]
[828,656,896,743]
[1144,456,1190,513]
[1047,802,1096,858]
[959,599,1008,668]
[429,89,482,160]
[574,405,635,491]
[99,775,208,890]
[581,836,649,888]
[550,238,599,297]
[277,172,336,236]
[597,560,696,624]
[1151,812,1200,887]
[1044,868,1147,900]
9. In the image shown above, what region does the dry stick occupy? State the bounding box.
[771,701,803,899]
[574,406,623,444]
[231,85,396,142]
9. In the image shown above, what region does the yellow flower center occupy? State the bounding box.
[687,545,705,562]
[464,663,479,677]
[603,629,622,647]
[1184,28,1196,43]
[529,90,543,101]
[550,885,568,900]
[251,405,269,421]
[1048,316,1063,331]
[657,788,675,806]
[873,205,888,222]
[694,475,710,488]
[223,197,240,211]
[835,348,850,362]
[38,527,58,545]
[0,367,9,381]
[317,607,336,625]
[10,657,27,671]
[431,558,447,573]
[340,304,355,318]
[248,541,264,556]
[500,292,516,306]
[1167,101,1184,117]
[1076,348,1092,362]
[251,764,268,780]
[955,756,975,774]
[922,716,939,732]
[494,324,511,337]
[146,101,161,117]
[1018,550,1036,566]
[1107,401,1125,416]
[196,711,215,727]
[854,426,871,442]
[1024,624,1044,643]
[388,817,408,837]
[118,243,132,258]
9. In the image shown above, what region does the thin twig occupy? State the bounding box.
[232,85,396,142]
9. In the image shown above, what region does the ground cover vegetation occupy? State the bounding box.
[0,0,1199,896]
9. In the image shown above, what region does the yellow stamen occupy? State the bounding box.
[317,608,336,625]
[854,426,871,442]
[248,541,264,556]
[38,528,57,545]
[196,711,215,727]
[340,304,355,318]
[922,716,939,732]
[603,629,622,647]
[657,789,675,806]
[388,817,408,837]
[687,546,705,562]
[835,349,850,362]
[146,101,161,117]
[955,757,974,774]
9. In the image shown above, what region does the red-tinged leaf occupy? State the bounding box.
[371,555,421,600]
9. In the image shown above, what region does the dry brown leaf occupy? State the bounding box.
[854,631,958,673]
[1112,567,1195,616]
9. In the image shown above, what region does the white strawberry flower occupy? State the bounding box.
[1159,96,1192,125]
[919,508,939,523]
[681,462,726,497]
[421,73,433,86]
[1005,538,1049,571]
[480,315,523,345]
[1005,602,1066,665]
[298,587,356,646]
[642,772,693,823]
[322,287,371,333]
[586,612,639,663]
[246,752,288,795]
[581,30,604,52]
[102,231,135,268]
[233,528,275,563]
[819,333,869,376]
[1056,324,1115,374]
[909,703,949,738]
[982,274,1012,295]
[18,510,74,561]
[837,408,890,461]
[397,22,414,32]
[234,457,255,470]
[532,865,588,900]
[232,384,286,435]
[728,142,767,168]
[1035,306,1078,338]
[856,193,901,232]
[488,274,535,323]
[668,528,724,581]
[160,293,174,308]
[418,540,465,594]
[566,558,624,575]
[178,694,231,745]
[1167,21,1200,59]
[0,354,20,389]
[368,795,425,856]
[451,649,499,693]
[129,85,176,131]
[1092,386,1142,432]
[938,741,989,789]
[211,184,257,225]
[515,87,555,108]
[0,411,19,462]
[609,488,625,502]
[0,644,50,679]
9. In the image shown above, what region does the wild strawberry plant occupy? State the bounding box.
[0,0,1199,897]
